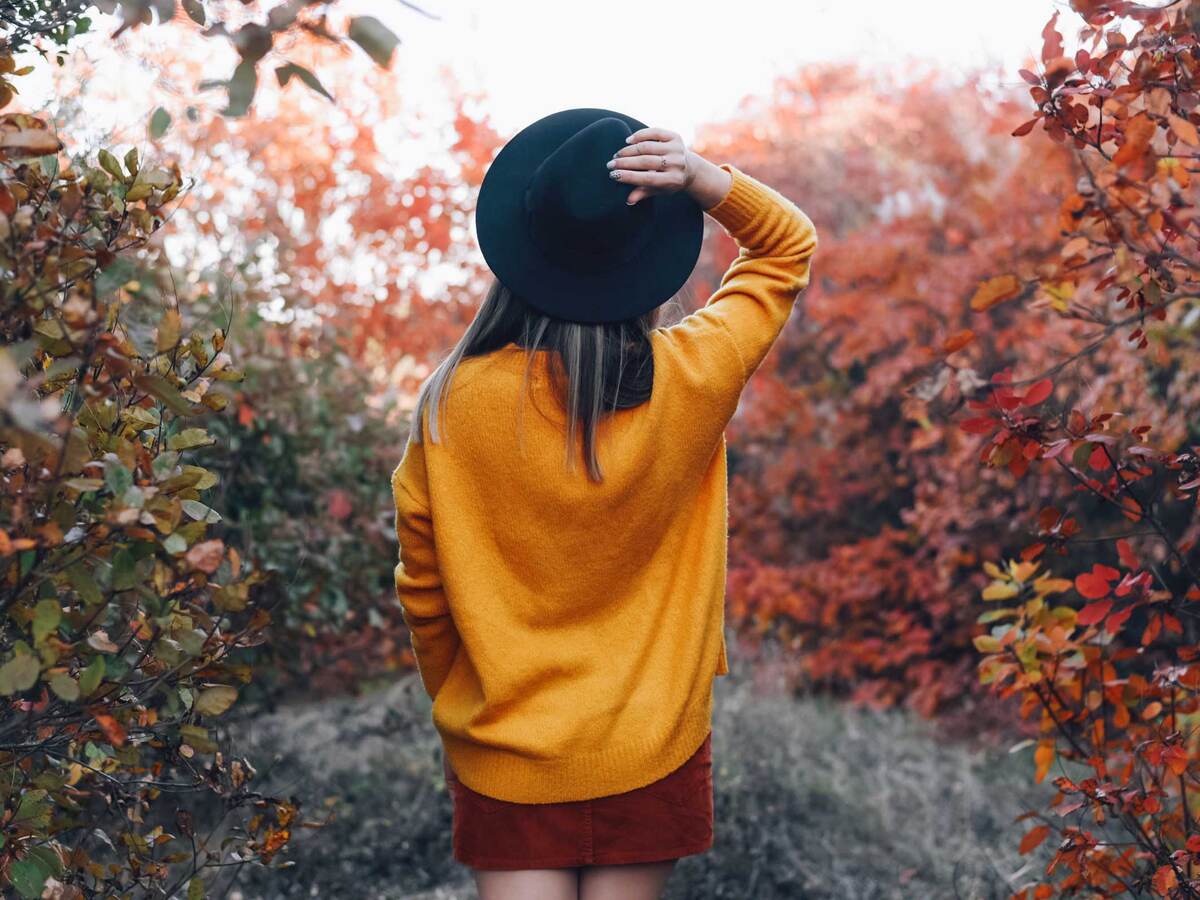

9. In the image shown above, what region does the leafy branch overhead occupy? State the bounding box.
[12,0,440,117]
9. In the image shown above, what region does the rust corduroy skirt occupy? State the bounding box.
[445,732,714,870]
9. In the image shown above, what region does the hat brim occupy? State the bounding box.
[474,107,704,325]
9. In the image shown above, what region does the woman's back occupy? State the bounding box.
[391,163,818,805]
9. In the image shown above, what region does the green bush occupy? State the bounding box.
[0,106,298,897]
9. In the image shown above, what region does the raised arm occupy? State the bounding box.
[654,158,819,401]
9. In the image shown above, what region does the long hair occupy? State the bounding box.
[409,276,685,483]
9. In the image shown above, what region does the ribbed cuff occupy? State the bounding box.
[702,163,764,233]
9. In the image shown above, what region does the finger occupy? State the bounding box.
[625,127,676,146]
[611,152,681,171]
[613,139,673,160]
[609,168,679,191]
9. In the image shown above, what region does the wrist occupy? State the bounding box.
[685,153,733,211]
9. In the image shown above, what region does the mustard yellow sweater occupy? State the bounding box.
[390,163,818,803]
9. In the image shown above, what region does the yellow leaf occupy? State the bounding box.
[973,634,1002,653]
[1039,280,1074,313]
[1011,561,1041,584]
[195,685,238,717]
[157,309,181,353]
[983,580,1020,601]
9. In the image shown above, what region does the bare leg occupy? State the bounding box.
[472,867,580,900]
[579,861,677,900]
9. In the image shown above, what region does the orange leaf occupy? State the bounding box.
[1152,864,1178,895]
[1019,824,1051,854]
[1168,113,1200,147]
[1112,112,1156,169]
[970,274,1023,312]
[1035,741,1055,783]
[942,329,975,354]
[94,713,126,747]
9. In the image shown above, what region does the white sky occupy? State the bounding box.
[19,0,1072,152]
[368,0,1067,144]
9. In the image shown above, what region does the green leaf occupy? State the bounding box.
[97,148,125,181]
[150,106,173,140]
[188,875,207,900]
[133,373,194,416]
[104,454,133,495]
[111,549,136,591]
[0,653,40,695]
[95,257,135,297]
[224,60,258,118]
[32,599,61,644]
[348,16,400,67]
[78,656,105,697]
[275,62,334,101]
[10,856,50,899]
[182,0,206,25]
[67,563,103,606]
[49,672,79,701]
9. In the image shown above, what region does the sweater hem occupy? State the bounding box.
[440,688,714,804]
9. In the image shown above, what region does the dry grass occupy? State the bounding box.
[226,656,1056,899]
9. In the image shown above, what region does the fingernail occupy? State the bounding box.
[606,159,615,169]
[624,135,633,143]
[609,171,619,179]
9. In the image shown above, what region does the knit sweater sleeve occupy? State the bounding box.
[655,163,818,405]
[391,429,461,701]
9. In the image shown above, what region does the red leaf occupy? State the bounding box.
[1012,118,1039,137]
[1105,606,1133,635]
[1116,539,1138,569]
[1077,598,1113,625]
[1075,569,1114,600]
[1041,12,1063,64]
[1019,69,1041,85]
[960,416,996,435]
[1021,378,1053,406]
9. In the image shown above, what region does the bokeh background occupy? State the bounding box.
[3,1,1200,897]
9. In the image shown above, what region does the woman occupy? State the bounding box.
[391,107,818,900]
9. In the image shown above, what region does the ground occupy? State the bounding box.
[226,651,1055,899]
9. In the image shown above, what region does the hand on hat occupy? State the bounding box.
[607,127,694,206]
[607,127,731,210]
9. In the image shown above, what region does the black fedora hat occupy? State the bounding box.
[474,107,704,325]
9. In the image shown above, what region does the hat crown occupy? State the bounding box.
[473,106,703,324]
[523,117,654,273]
